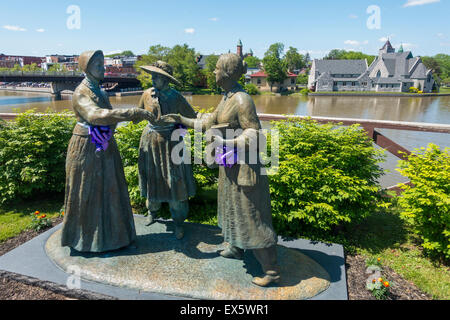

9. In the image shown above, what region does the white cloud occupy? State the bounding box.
[3,25,26,32]
[403,0,440,7]
[36,28,45,33]
[184,28,195,34]
[348,14,358,19]
[344,40,369,46]
[209,17,219,22]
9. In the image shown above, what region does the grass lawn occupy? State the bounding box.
[440,87,450,94]
[348,205,450,300]
[0,195,63,243]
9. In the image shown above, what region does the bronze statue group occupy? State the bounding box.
[60,50,280,287]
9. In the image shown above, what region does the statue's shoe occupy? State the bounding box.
[145,213,157,226]
[175,225,185,240]
[219,246,244,260]
[251,274,281,287]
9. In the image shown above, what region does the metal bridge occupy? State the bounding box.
[0,71,141,95]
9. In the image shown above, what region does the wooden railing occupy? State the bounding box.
[2,112,449,192]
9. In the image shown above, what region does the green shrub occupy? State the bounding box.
[0,110,75,204]
[300,88,311,95]
[244,83,260,95]
[266,118,386,238]
[396,144,450,260]
[115,118,218,210]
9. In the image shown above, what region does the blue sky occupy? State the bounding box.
[0,0,448,58]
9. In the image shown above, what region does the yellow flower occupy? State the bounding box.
[384,281,390,288]
[378,278,383,282]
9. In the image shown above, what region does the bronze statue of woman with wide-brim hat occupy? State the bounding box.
[137,61,197,240]
[60,50,155,253]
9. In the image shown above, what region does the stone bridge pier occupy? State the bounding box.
[50,81,79,98]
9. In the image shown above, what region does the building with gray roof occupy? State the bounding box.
[309,40,438,93]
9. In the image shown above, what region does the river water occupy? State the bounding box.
[1,90,449,188]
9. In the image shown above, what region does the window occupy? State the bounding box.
[343,82,347,86]
[333,82,337,86]
[291,79,295,84]
[376,70,381,78]
[352,82,356,86]
[257,79,261,85]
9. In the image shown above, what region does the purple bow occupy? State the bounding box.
[89,126,113,154]
[175,123,188,137]
[215,145,238,168]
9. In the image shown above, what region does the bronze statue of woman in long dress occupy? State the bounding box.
[137,61,197,239]
[61,50,155,253]
[163,54,280,286]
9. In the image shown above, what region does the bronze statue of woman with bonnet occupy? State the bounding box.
[61,50,155,253]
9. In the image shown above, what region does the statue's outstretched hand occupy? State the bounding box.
[133,109,155,124]
[160,114,181,124]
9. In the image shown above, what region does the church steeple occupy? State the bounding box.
[379,39,395,55]
[398,43,404,53]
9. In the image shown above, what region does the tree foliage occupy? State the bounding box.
[324,49,376,66]
[284,47,306,72]
[262,43,287,91]
[135,44,202,91]
[396,144,450,261]
[244,55,261,69]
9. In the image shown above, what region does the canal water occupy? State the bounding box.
[1,90,449,188]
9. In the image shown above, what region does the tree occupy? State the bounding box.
[244,55,261,69]
[203,55,220,93]
[324,49,376,66]
[297,73,308,85]
[304,52,311,66]
[284,47,305,72]
[135,44,201,91]
[22,63,40,72]
[167,44,202,90]
[262,43,287,92]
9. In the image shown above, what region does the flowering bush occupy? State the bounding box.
[409,87,419,93]
[30,211,52,231]
[366,276,391,300]
[365,257,392,299]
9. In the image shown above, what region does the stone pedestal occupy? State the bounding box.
[45,216,330,300]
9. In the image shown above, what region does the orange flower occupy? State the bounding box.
[378,278,383,282]
[384,281,390,288]
[61,211,65,216]
[34,211,40,215]
[377,258,381,262]
[372,279,376,284]
[41,214,47,218]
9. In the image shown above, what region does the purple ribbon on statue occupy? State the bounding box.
[215,145,239,168]
[175,123,188,137]
[89,126,113,154]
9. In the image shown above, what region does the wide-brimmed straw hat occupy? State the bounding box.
[79,50,104,73]
[140,61,181,86]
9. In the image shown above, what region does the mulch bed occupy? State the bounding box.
[0,219,433,300]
